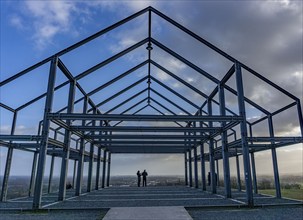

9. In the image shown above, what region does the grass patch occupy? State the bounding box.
[259,189,303,201]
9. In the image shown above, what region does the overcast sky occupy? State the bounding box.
[0,1,302,180]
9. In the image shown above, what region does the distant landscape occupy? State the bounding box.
[0,174,302,200]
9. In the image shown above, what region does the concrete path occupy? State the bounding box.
[103,206,193,220]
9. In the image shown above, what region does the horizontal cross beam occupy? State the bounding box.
[48,113,243,122]
[70,126,220,132]
[86,134,208,139]
[94,140,198,145]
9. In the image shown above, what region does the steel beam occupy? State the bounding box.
[105,89,148,114]
[0,7,149,87]
[87,109,96,193]
[150,76,200,109]
[0,112,17,202]
[33,56,58,209]
[251,152,258,194]
[219,84,231,198]
[76,38,149,80]
[297,101,303,137]
[151,88,191,115]
[188,149,193,187]
[94,76,148,108]
[102,150,107,188]
[49,113,242,122]
[58,79,76,201]
[268,116,281,198]
[48,154,55,194]
[236,155,242,191]
[95,146,102,190]
[88,134,208,140]
[199,109,206,191]
[71,126,220,132]
[95,140,199,145]
[235,62,253,207]
[150,7,236,63]
[151,60,209,99]
[192,122,199,188]
[208,99,217,194]
[0,103,15,112]
[106,152,111,187]
[184,152,188,186]
[249,125,258,194]
[193,146,199,188]
[75,97,88,196]
[28,152,38,197]
[216,159,219,186]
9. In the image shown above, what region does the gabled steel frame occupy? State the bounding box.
[0,6,302,209]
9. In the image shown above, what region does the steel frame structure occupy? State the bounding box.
[0,6,302,209]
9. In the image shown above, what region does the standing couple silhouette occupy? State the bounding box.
[136,170,148,187]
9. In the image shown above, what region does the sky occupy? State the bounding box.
[0,0,302,180]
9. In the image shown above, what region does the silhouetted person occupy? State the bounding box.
[142,170,148,187]
[208,172,211,186]
[66,182,72,190]
[137,170,141,187]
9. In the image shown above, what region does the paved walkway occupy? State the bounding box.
[103,206,193,220]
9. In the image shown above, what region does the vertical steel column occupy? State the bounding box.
[48,131,57,194]
[219,84,231,198]
[72,140,79,188]
[184,151,188,186]
[236,155,242,191]
[250,152,258,194]
[72,160,77,189]
[188,149,193,187]
[58,79,76,201]
[33,56,58,209]
[106,152,111,187]
[216,159,219,186]
[297,101,303,137]
[200,143,206,190]
[75,97,88,196]
[48,155,55,194]
[193,122,199,188]
[1,112,17,202]
[268,116,281,198]
[95,126,102,190]
[235,62,253,207]
[193,146,199,188]
[102,150,107,188]
[95,147,102,190]
[87,109,96,192]
[199,109,206,191]
[208,99,217,194]
[249,125,258,194]
[28,152,38,197]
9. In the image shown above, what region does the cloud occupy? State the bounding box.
[22,1,76,49]
[9,14,25,30]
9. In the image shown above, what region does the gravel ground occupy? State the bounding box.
[0,209,108,220]
[187,206,303,220]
